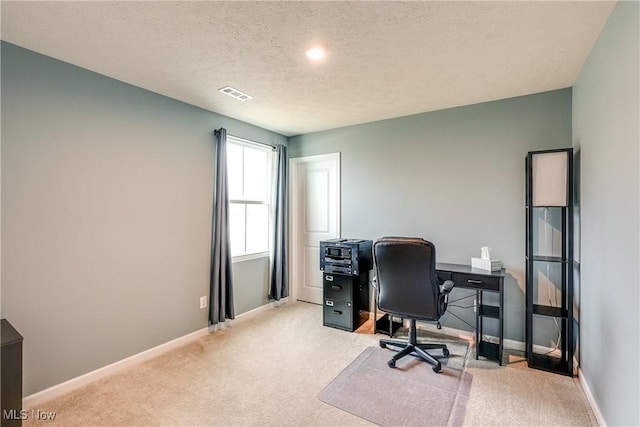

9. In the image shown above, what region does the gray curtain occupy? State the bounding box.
[209,128,234,325]
[269,145,289,300]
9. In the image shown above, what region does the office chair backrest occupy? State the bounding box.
[373,237,442,321]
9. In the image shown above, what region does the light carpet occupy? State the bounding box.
[22,302,597,426]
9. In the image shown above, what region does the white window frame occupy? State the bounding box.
[227,135,274,262]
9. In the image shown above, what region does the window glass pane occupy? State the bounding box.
[244,147,268,201]
[229,203,246,256]
[246,204,269,254]
[226,138,272,259]
[227,143,243,200]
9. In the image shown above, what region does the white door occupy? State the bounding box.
[290,153,340,304]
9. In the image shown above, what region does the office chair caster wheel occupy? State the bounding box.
[388,359,396,368]
[432,363,442,373]
[443,348,450,357]
[380,342,387,349]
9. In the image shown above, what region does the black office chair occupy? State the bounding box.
[373,237,454,373]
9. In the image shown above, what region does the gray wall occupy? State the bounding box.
[0,42,285,395]
[232,256,270,315]
[289,88,573,343]
[572,2,639,426]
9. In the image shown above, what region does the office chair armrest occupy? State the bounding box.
[438,279,454,315]
[440,280,454,295]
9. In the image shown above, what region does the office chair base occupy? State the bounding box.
[379,319,449,373]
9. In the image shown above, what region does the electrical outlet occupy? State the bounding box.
[200,296,207,310]
[473,298,477,313]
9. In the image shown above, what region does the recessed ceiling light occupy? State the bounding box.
[218,86,253,101]
[306,46,326,61]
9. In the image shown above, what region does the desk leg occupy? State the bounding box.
[499,284,504,365]
[373,293,377,333]
[475,290,480,360]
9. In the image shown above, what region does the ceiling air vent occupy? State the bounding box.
[218,86,253,101]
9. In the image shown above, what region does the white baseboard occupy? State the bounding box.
[415,321,474,343]
[24,298,288,409]
[23,326,209,409]
[414,321,581,362]
[395,320,526,352]
[579,368,606,426]
[237,297,289,320]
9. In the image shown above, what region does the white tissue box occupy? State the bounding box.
[471,257,503,271]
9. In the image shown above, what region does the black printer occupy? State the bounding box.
[319,238,372,276]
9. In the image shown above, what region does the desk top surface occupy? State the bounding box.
[436,262,506,278]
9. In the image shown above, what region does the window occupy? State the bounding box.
[227,137,273,259]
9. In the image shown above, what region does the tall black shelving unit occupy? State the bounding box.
[525,148,574,376]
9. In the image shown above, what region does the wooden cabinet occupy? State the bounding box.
[2,319,23,427]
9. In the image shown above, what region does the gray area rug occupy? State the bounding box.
[318,335,472,427]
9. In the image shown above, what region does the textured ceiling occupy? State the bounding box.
[1,1,616,136]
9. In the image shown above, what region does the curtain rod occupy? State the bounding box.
[228,134,277,151]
